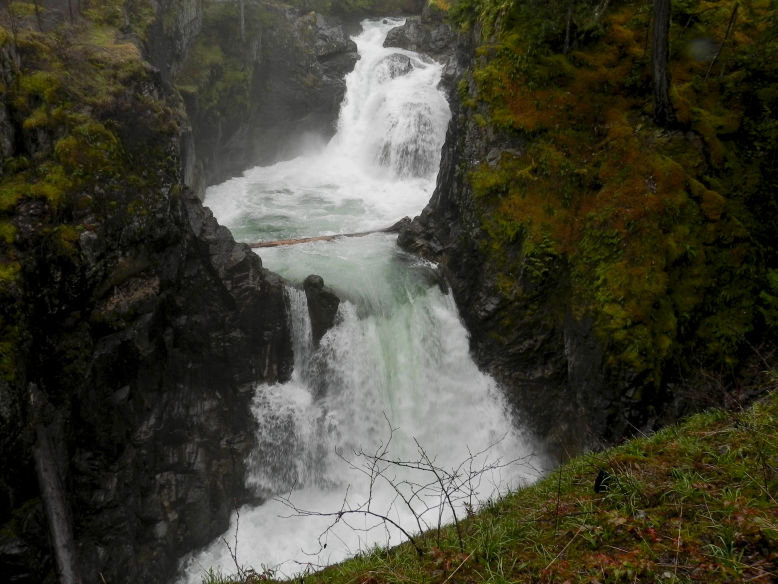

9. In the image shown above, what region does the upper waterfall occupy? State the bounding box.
[205,18,451,240]
[330,19,451,178]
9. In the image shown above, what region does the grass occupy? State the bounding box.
[204,373,778,584]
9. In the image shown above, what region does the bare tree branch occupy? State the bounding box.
[275,413,541,560]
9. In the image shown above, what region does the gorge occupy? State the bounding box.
[1,0,776,583]
[177,18,543,581]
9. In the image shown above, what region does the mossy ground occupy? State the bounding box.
[452,0,778,385]
[204,372,778,584]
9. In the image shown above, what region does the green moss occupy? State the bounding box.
[0,223,14,247]
[0,178,25,212]
[54,121,123,179]
[0,261,20,281]
[14,70,62,109]
[450,0,777,385]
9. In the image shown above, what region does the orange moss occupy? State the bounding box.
[464,0,775,376]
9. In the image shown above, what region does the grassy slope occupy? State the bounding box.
[207,377,778,584]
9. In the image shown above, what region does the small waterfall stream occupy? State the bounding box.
[177,19,545,582]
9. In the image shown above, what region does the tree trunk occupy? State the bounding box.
[652,0,676,126]
[248,217,411,248]
[705,3,739,80]
[239,0,245,41]
[29,385,80,584]
[563,2,573,54]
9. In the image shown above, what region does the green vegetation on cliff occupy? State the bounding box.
[175,0,265,123]
[0,1,182,381]
[447,0,777,389]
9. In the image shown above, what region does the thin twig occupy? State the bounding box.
[675,503,683,578]
[544,526,584,572]
[705,2,739,80]
[441,551,474,584]
[744,567,778,582]
[415,437,464,552]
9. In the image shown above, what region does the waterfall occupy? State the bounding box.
[176,19,546,583]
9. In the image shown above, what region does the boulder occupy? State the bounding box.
[303,275,341,346]
[383,16,460,95]
[376,53,414,82]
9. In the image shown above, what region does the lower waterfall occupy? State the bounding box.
[176,18,546,582]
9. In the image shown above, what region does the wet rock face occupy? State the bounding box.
[1,189,294,584]
[0,35,292,584]
[63,191,294,584]
[185,6,359,187]
[384,16,451,56]
[146,0,205,83]
[383,13,460,94]
[249,8,359,168]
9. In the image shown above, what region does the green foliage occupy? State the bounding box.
[54,121,122,179]
[200,567,236,584]
[449,0,778,383]
[759,269,778,327]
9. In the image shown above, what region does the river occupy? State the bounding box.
[176,18,545,583]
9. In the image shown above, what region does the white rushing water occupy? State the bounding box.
[177,18,546,583]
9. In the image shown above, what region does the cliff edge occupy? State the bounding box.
[0,1,298,581]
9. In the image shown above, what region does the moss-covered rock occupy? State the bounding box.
[401,0,778,453]
[0,2,292,582]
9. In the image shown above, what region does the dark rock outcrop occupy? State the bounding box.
[0,16,293,584]
[145,0,205,84]
[303,274,341,346]
[383,7,460,93]
[384,15,452,57]
[181,3,360,187]
[377,53,414,79]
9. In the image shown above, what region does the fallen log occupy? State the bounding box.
[248,217,411,248]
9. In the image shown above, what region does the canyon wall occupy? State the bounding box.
[0,0,355,581]
[397,0,778,454]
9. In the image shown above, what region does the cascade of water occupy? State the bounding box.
[176,19,546,583]
[330,19,450,179]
